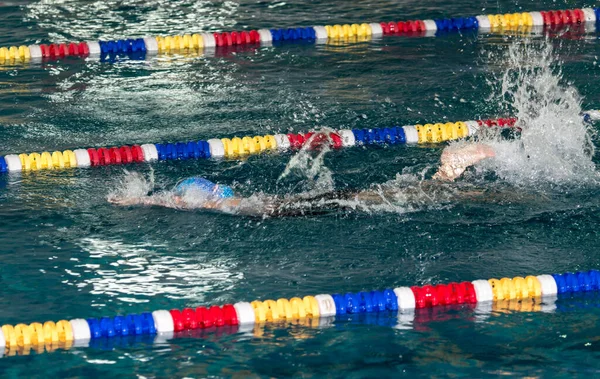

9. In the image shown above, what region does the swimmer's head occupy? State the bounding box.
[175,177,234,199]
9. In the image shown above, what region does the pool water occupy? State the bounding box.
[1,0,600,377]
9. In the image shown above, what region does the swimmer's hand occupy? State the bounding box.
[108,195,145,206]
[434,143,495,181]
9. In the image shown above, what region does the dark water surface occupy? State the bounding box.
[1,0,599,377]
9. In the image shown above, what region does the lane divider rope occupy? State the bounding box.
[4,108,600,174]
[0,117,519,174]
[0,269,597,357]
[0,7,597,64]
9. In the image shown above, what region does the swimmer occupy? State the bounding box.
[108,142,496,217]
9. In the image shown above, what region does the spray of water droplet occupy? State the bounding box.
[107,169,155,203]
[278,129,336,194]
[477,39,597,188]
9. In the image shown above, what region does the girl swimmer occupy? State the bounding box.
[108,142,496,217]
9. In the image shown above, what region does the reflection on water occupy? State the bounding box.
[72,237,242,303]
[25,0,240,40]
[5,292,598,360]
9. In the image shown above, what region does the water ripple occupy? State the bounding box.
[72,237,242,303]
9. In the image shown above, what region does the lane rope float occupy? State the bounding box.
[0,116,518,174]
[0,269,597,357]
[6,109,600,174]
[0,7,597,65]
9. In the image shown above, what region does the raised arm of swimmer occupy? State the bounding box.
[433,143,495,181]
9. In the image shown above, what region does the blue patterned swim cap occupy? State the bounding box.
[175,177,234,198]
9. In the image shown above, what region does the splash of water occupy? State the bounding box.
[478,39,597,187]
[278,129,336,194]
[107,169,155,202]
[108,40,598,218]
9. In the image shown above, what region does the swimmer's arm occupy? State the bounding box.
[108,196,169,207]
[200,197,243,210]
[142,196,244,210]
[110,194,274,216]
[202,196,282,217]
[433,143,496,181]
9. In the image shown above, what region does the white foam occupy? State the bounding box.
[479,40,597,187]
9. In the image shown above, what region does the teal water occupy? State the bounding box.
[1,0,600,377]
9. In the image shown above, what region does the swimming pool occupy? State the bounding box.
[1,0,600,376]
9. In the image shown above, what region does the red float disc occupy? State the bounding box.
[169,309,185,332]
[68,42,79,55]
[574,9,584,23]
[421,285,440,308]
[551,11,562,25]
[560,10,570,24]
[387,21,397,34]
[563,10,573,24]
[109,147,122,164]
[447,282,461,304]
[540,11,551,25]
[39,44,49,58]
[209,306,225,327]
[230,31,241,45]
[118,146,133,163]
[378,22,388,34]
[287,134,301,149]
[221,304,238,325]
[307,133,326,149]
[50,44,60,57]
[435,284,452,305]
[410,21,419,32]
[394,21,405,33]
[221,32,229,46]
[196,307,212,328]
[286,134,295,148]
[217,33,226,46]
[451,282,465,304]
[78,42,89,56]
[416,20,426,32]
[408,21,417,32]
[96,147,111,165]
[249,30,260,43]
[181,308,198,329]
[87,148,100,166]
[96,147,109,165]
[240,31,249,44]
[555,10,567,25]
[410,286,425,308]
[212,33,222,46]
[131,145,144,162]
[461,282,477,303]
[58,44,68,56]
[329,132,343,149]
